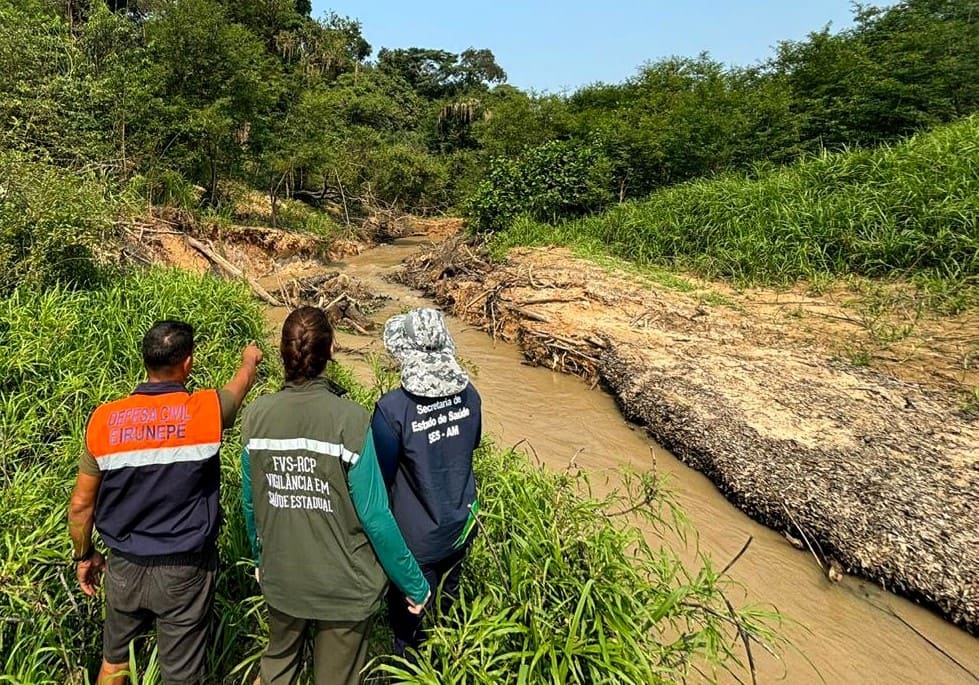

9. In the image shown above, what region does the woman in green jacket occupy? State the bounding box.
[241,307,429,684]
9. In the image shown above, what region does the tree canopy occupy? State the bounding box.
[1,0,975,223]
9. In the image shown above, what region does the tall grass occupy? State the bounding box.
[489,115,979,304]
[0,269,270,683]
[0,270,781,683]
[0,152,124,294]
[373,451,782,684]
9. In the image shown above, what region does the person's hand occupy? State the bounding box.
[406,590,431,616]
[76,551,106,597]
[254,567,261,584]
[242,342,263,368]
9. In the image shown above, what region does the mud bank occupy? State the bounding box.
[398,238,979,634]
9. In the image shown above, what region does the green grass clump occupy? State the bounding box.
[0,153,123,294]
[489,115,979,304]
[1,269,780,683]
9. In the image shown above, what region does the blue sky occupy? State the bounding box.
[310,1,867,93]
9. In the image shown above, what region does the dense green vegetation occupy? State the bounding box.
[465,0,979,229]
[2,0,977,298]
[0,273,778,683]
[0,152,126,293]
[374,449,779,684]
[3,0,977,236]
[0,0,510,223]
[487,115,979,304]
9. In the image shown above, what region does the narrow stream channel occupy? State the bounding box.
[273,238,979,684]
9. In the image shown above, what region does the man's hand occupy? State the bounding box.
[242,342,263,368]
[223,342,264,412]
[406,590,431,616]
[76,551,106,596]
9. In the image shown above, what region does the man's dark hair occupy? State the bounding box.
[142,320,195,371]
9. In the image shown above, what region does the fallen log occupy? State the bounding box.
[186,237,283,307]
[513,307,550,323]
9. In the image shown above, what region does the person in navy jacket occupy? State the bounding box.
[367,308,482,657]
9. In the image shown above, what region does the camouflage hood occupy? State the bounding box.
[383,308,469,398]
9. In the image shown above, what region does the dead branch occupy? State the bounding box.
[548,343,599,363]
[322,292,347,312]
[520,296,585,305]
[120,246,153,265]
[720,536,754,576]
[585,336,609,349]
[513,307,550,323]
[186,237,282,307]
[781,503,826,575]
[342,317,371,336]
[723,594,759,685]
[464,289,495,313]
[125,224,186,236]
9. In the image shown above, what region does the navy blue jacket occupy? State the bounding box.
[372,384,481,565]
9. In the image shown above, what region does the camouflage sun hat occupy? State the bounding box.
[383,308,469,398]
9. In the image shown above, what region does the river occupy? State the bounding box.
[275,238,978,684]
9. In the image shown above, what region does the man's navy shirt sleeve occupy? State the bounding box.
[371,409,401,488]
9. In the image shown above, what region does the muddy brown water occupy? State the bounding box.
[269,239,979,684]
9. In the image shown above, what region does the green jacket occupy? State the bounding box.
[241,377,428,620]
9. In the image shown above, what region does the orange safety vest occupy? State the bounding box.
[86,390,222,470]
[86,387,224,556]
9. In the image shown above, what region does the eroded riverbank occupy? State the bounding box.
[395,236,979,639]
[157,222,978,682]
[309,237,978,684]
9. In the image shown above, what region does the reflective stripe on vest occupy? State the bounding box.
[246,437,360,465]
[86,390,222,468]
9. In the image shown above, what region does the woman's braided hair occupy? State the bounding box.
[280,306,334,383]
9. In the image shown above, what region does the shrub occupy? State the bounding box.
[465,140,614,233]
[0,153,117,293]
[129,169,203,208]
[363,144,450,213]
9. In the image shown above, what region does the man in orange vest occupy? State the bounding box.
[68,320,263,685]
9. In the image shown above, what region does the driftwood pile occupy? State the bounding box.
[270,271,386,334]
[362,207,411,242]
[119,212,380,333]
[187,236,383,334]
[395,236,607,381]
